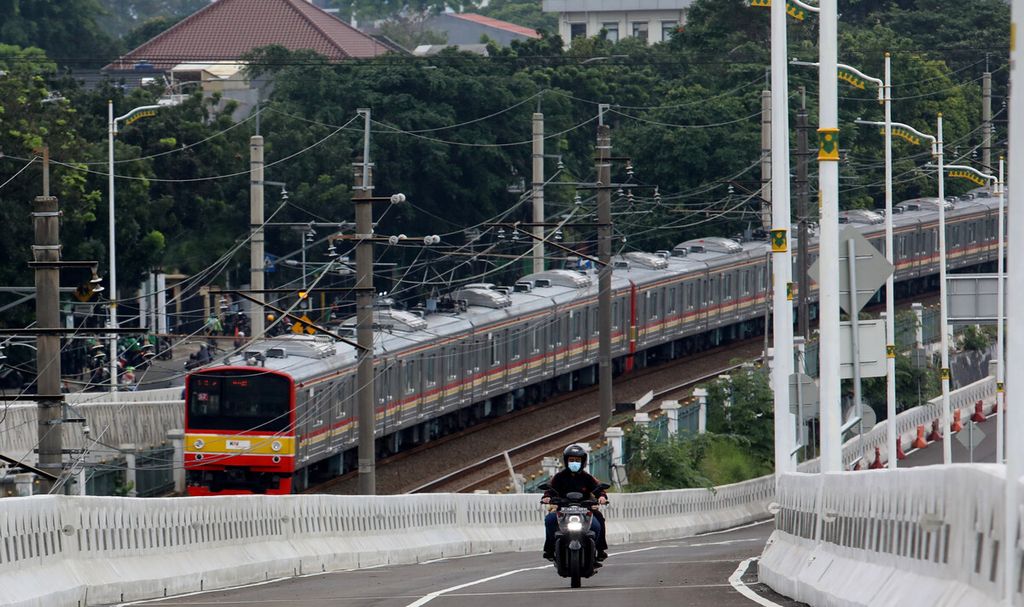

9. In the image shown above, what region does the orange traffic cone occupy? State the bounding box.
[897,437,907,459]
[971,400,986,423]
[869,447,884,469]
[912,425,928,449]
[951,409,963,433]
[927,419,943,442]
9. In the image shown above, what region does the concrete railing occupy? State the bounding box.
[760,465,1011,606]
[0,475,773,607]
[799,375,997,473]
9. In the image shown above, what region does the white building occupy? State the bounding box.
[542,0,695,46]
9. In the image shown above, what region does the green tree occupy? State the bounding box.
[704,365,775,466]
[0,1,119,68]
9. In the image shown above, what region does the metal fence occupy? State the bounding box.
[83,445,175,497]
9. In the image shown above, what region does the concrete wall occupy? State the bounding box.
[0,476,772,607]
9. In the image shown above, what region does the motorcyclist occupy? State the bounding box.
[541,444,609,562]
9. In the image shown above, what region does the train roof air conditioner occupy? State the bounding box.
[673,237,742,255]
[624,252,669,269]
[450,287,512,309]
[520,269,592,289]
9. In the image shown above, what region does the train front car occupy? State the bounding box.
[184,367,296,495]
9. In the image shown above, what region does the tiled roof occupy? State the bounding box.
[449,13,540,39]
[106,0,392,70]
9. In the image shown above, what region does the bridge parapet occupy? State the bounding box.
[761,465,1008,606]
[0,476,772,607]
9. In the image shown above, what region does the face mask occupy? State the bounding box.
[568,462,582,473]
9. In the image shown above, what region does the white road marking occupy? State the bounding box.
[608,545,676,556]
[687,537,764,547]
[694,518,772,537]
[403,564,553,607]
[729,557,786,607]
[420,551,494,565]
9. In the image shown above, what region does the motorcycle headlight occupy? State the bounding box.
[567,515,583,532]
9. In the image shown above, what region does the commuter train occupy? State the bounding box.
[184,188,1004,495]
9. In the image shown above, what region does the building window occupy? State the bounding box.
[662,21,679,42]
[632,21,649,42]
[570,23,587,40]
[602,22,619,43]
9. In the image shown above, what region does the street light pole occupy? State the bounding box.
[107,100,117,391]
[107,100,170,391]
[817,0,842,473]
[936,114,952,466]
[882,53,897,470]
[770,0,795,475]
[997,156,1005,464]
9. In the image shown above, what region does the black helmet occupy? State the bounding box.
[562,444,588,469]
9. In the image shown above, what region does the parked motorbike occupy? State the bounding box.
[539,482,610,588]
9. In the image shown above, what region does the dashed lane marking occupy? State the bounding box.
[404,564,553,607]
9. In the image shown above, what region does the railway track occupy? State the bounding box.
[411,361,756,494]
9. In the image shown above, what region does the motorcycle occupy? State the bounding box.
[538,482,610,588]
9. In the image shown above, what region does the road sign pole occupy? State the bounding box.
[848,239,863,451]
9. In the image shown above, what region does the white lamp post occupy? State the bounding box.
[940,164,1002,464]
[792,57,887,470]
[107,100,172,391]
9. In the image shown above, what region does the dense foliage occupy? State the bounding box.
[0,0,1010,326]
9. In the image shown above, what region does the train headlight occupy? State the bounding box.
[567,515,583,532]
[271,440,282,452]
[193,439,204,450]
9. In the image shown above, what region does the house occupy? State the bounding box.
[542,0,694,46]
[103,0,397,117]
[425,13,540,46]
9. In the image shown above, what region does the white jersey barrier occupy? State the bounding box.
[759,465,1008,607]
[0,475,772,607]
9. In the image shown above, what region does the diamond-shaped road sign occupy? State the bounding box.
[955,422,986,451]
[808,226,894,316]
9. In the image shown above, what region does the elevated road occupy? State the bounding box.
[120,415,999,607]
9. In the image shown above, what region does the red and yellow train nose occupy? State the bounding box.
[185,434,295,467]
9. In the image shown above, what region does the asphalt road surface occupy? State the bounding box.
[120,519,802,607]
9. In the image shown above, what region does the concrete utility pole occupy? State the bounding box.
[770,0,795,475]
[983,71,992,171]
[817,0,842,473]
[250,135,265,340]
[532,112,545,274]
[355,108,376,495]
[34,149,62,493]
[795,90,810,341]
[761,89,772,231]
[597,119,614,431]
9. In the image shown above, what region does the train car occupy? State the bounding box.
[184,188,1004,495]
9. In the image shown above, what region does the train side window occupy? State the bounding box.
[685,283,694,310]
[488,333,499,367]
[591,306,598,335]
[668,287,677,314]
[723,274,732,301]
[426,354,437,387]
[612,301,620,330]
[571,310,581,341]
[511,330,521,360]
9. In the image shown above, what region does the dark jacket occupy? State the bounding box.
[542,469,608,502]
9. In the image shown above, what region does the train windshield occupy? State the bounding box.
[187,370,291,432]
